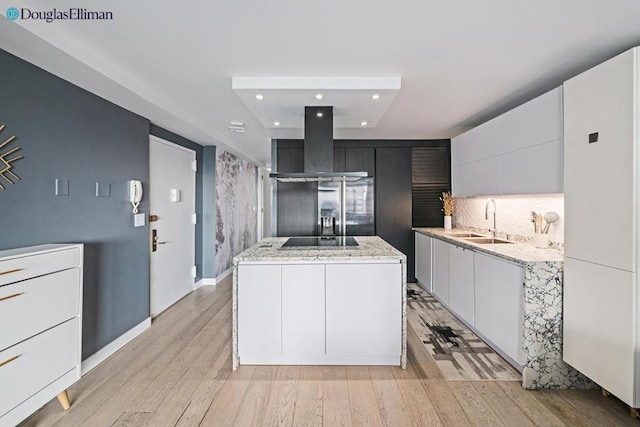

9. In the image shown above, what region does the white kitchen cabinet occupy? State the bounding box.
[564,49,635,272]
[282,264,325,358]
[0,244,83,427]
[236,259,403,367]
[474,251,523,366]
[449,244,475,326]
[326,262,402,361]
[432,239,450,305]
[563,47,640,411]
[451,117,501,166]
[237,264,282,364]
[451,86,563,196]
[501,139,563,195]
[414,232,432,292]
[452,156,501,197]
[564,258,634,404]
[500,87,562,154]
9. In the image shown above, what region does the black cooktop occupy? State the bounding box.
[281,236,359,249]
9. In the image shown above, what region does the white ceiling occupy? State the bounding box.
[2,0,640,166]
[232,77,401,130]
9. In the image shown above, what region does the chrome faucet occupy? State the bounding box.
[485,198,497,238]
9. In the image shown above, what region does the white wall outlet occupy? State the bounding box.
[134,213,146,227]
[170,189,181,202]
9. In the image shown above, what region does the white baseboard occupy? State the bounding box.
[193,279,203,290]
[217,267,232,282]
[81,317,151,376]
[199,268,232,287]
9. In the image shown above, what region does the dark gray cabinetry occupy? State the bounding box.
[275,143,317,236]
[334,147,375,176]
[375,147,414,280]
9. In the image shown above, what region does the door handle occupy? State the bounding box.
[152,229,168,252]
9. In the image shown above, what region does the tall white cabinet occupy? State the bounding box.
[0,244,83,426]
[563,46,640,412]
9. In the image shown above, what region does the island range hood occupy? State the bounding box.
[269,106,368,182]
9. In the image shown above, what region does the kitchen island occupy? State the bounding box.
[232,236,406,370]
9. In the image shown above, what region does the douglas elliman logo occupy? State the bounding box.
[5,6,113,22]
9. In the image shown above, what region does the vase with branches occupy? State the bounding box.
[440,191,454,231]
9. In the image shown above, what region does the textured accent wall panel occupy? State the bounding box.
[454,194,564,243]
[215,150,259,276]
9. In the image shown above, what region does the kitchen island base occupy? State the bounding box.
[232,237,407,370]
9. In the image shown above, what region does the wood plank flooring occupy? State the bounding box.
[21,277,639,426]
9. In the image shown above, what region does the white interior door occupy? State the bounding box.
[149,136,195,317]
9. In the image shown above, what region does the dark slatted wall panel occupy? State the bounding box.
[412,147,451,227]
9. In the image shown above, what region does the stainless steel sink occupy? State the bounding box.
[461,237,514,244]
[447,232,485,238]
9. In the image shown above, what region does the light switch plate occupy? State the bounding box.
[134,213,146,227]
[96,181,111,197]
[170,188,181,202]
[55,178,69,196]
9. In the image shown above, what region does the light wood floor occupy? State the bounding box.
[22,277,639,427]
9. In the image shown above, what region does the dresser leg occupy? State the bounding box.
[57,390,71,410]
[631,408,639,419]
[601,388,610,397]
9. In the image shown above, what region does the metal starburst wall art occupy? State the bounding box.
[0,124,23,190]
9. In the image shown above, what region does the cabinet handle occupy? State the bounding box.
[0,268,23,277]
[0,354,20,368]
[0,292,23,303]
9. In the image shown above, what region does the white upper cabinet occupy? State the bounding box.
[501,139,563,195]
[451,117,501,166]
[453,156,501,197]
[500,87,562,153]
[451,87,563,197]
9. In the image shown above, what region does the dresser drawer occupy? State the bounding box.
[0,247,81,287]
[0,317,79,418]
[0,268,80,351]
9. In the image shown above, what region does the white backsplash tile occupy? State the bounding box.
[453,194,564,244]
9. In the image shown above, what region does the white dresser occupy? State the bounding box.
[0,244,83,427]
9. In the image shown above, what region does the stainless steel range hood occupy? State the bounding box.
[270,171,367,183]
[270,106,368,182]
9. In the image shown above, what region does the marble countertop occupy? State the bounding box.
[414,228,563,265]
[233,236,406,265]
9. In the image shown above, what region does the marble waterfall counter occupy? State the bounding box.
[415,228,594,390]
[232,236,407,370]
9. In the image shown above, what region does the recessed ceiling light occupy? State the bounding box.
[256,94,264,100]
[317,112,324,118]
[361,121,368,126]
[315,94,324,100]
[273,121,280,126]
[371,94,380,100]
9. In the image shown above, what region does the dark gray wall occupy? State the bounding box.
[202,146,217,278]
[0,49,150,359]
[149,124,207,281]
